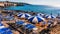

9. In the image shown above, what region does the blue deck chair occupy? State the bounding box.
[0,29,5,34]
[0,28,9,31]
[16,21,24,25]
[6,29,13,34]
[28,25,35,30]
[0,28,13,34]
[24,24,33,29]
[0,28,8,34]
[1,31,8,34]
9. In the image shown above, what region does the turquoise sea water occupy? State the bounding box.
[5,4,60,16]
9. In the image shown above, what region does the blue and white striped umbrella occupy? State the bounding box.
[17,13,31,19]
[28,16,45,23]
[45,15,56,19]
[37,13,45,16]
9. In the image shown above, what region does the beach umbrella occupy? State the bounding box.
[37,13,45,16]
[37,13,47,18]
[28,16,45,23]
[17,13,31,19]
[45,15,56,19]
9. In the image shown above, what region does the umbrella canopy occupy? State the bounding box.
[37,13,45,16]
[24,24,35,30]
[17,13,31,19]
[45,15,56,19]
[28,16,45,23]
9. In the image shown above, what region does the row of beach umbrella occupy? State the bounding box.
[0,13,56,22]
[17,13,56,23]
[0,13,56,26]
[17,13,56,19]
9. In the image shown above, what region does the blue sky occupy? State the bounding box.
[0,0,60,7]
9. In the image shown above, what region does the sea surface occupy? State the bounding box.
[5,4,60,16]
